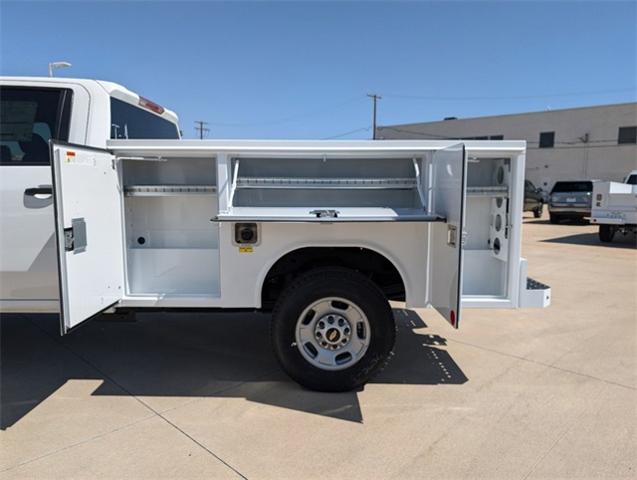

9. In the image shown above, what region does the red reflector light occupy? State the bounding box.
[450,310,456,326]
[138,96,165,115]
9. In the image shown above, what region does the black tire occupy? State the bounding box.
[549,213,560,224]
[533,206,542,218]
[271,268,395,392]
[599,225,615,243]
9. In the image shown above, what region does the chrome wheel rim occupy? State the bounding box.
[295,296,371,371]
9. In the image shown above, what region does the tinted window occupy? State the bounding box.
[539,131,555,148]
[0,87,72,165]
[550,181,593,193]
[110,98,179,139]
[626,174,637,185]
[618,126,637,144]
[490,135,504,140]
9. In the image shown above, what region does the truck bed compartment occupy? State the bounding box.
[121,157,220,297]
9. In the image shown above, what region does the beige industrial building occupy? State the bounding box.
[377,102,637,192]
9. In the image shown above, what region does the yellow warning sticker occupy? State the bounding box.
[239,246,253,253]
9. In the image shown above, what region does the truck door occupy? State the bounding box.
[0,86,73,307]
[429,143,467,328]
[51,142,124,333]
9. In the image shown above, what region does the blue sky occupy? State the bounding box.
[1,1,635,139]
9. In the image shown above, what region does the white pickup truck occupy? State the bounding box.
[1,77,550,392]
[590,171,637,242]
[0,76,180,312]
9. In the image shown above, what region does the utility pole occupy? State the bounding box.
[367,93,381,140]
[194,120,210,139]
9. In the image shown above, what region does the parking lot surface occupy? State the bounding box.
[1,214,635,479]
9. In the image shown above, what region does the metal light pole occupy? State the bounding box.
[48,61,72,77]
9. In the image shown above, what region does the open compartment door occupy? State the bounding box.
[51,143,124,333]
[429,143,467,328]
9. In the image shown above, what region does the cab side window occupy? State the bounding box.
[0,87,72,165]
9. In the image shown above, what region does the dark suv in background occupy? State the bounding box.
[524,180,545,218]
[548,180,593,224]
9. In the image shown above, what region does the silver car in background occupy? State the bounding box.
[548,180,593,224]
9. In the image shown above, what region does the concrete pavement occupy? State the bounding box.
[1,213,635,479]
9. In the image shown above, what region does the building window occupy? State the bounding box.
[618,126,637,144]
[539,131,555,148]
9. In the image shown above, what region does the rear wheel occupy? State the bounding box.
[599,225,615,243]
[533,206,542,218]
[271,268,395,392]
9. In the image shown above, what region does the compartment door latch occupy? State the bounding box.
[64,218,87,253]
[447,225,457,247]
[446,225,467,247]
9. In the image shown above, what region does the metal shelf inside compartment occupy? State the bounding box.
[466,186,509,197]
[124,185,217,197]
[235,176,418,190]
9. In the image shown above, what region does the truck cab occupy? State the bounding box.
[0,77,180,313]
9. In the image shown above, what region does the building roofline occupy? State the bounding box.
[378,101,637,130]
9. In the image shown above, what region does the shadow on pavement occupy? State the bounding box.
[1,309,467,428]
[542,232,637,249]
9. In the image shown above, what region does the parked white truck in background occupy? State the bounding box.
[1,77,550,392]
[0,77,180,313]
[590,171,637,242]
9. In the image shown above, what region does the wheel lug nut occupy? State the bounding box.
[328,316,334,324]
[318,321,324,329]
[344,328,350,334]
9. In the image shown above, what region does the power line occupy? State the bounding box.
[322,126,371,140]
[379,126,456,139]
[206,96,366,127]
[382,87,637,101]
[194,120,210,139]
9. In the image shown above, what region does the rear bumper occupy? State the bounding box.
[590,210,637,226]
[590,217,627,225]
[548,205,590,215]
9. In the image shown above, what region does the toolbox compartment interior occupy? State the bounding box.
[118,151,513,300]
[121,157,220,296]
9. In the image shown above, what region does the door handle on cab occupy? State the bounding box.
[24,186,53,197]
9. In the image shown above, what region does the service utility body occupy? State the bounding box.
[0,77,551,391]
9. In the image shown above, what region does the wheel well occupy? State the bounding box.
[261,247,405,310]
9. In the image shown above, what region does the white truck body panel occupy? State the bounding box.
[44,139,550,335]
[591,180,637,226]
[428,143,466,327]
[52,145,125,332]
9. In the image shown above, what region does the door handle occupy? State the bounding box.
[25,187,53,197]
